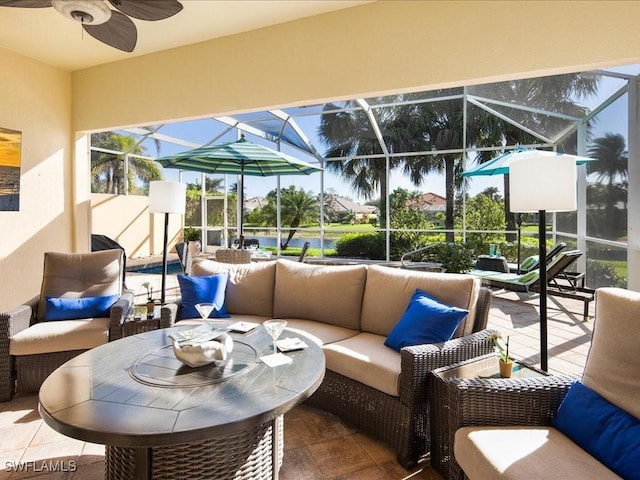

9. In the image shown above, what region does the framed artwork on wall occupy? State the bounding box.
[0,127,21,211]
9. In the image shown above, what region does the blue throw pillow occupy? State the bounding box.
[177,273,230,320]
[44,294,119,321]
[552,381,640,480]
[384,289,469,351]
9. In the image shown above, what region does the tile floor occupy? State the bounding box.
[1,267,595,479]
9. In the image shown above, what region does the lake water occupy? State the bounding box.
[240,236,334,249]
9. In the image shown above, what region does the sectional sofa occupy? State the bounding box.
[160,258,494,467]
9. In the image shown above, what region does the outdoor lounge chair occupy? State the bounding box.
[453,287,640,480]
[470,250,594,321]
[0,249,133,401]
[507,241,567,274]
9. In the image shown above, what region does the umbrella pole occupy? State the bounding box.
[238,166,244,248]
[516,214,522,274]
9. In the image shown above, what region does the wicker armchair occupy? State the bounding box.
[454,287,639,480]
[0,249,133,401]
[305,286,495,468]
[215,248,252,264]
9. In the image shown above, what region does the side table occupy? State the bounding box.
[121,305,161,337]
[475,255,509,273]
[430,354,549,480]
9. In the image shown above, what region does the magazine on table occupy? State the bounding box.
[169,324,226,344]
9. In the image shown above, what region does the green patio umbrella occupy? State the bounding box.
[155,136,323,238]
[461,148,593,177]
[461,148,594,272]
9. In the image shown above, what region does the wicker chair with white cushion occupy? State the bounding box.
[0,249,133,400]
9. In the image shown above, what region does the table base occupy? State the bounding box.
[105,416,284,480]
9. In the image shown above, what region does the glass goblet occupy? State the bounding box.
[194,302,215,322]
[263,320,287,354]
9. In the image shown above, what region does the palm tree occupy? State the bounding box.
[470,73,599,239]
[91,132,162,194]
[587,133,628,230]
[317,98,431,227]
[260,186,318,249]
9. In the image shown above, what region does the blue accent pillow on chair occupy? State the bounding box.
[177,273,230,320]
[384,289,469,351]
[552,381,640,480]
[44,294,119,321]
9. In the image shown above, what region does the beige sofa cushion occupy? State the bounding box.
[192,258,276,317]
[38,250,124,321]
[323,332,401,397]
[273,260,367,329]
[284,318,360,346]
[582,287,640,419]
[360,265,479,337]
[454,426,620,480]
[10,317,111,356]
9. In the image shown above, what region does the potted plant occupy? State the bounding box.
[142,282,156,315]
[183,226,202,256]
[488,332,514,378]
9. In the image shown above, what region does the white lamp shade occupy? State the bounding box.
[509,155,577,213]
[148,181,186,214]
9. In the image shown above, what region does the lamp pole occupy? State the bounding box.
[161,211,169,305]
[538,210,548,372]
[149,181,186,306]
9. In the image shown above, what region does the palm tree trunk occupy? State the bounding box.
[445,156,455,243]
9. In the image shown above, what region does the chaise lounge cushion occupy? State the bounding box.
[9,317,112,356]
[361,265,479,337]
[323,332,401,397]
[273,261,367,329]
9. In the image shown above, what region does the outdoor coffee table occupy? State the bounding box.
[38,322,324,480]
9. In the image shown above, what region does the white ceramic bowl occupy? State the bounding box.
[171,333,234,368]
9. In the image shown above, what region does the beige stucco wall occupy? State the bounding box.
[0,48,71,311]
[91,193,183,258]
[4,0,640,310]
[71,1,640,132]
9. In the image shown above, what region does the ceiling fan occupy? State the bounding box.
[0,0,183,52]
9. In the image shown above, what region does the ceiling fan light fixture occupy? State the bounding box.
[52,0,112,25]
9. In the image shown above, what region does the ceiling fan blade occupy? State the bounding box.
[83,10,136,52]
[108,0,182,21]
[0,0,51,7]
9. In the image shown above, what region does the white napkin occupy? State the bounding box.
[260,352,293,367]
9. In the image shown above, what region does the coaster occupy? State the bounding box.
[277,337,308,352]
[228,321,260,333]
[260,352,293,367]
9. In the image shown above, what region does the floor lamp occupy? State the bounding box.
[509,156,577,371]
[149,181,186,305]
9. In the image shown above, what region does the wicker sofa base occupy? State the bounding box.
[306,369,422,468]
[105,416,284,480]
[15,349,87,394]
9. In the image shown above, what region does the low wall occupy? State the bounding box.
[91,193,183,258]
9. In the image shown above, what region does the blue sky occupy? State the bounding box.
[146,65,636,204]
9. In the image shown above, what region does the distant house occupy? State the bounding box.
[324,194,378,223]
[406,192,447,212]
[244,196,267,211]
